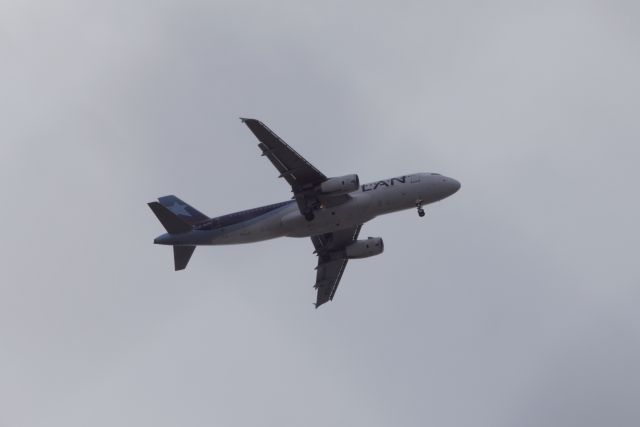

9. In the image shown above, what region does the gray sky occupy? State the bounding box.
[2,1,640,426]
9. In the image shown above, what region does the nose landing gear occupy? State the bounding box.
[416,200,425,217]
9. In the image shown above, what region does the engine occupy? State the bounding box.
[319,174,359,195]
[345,237,384,259]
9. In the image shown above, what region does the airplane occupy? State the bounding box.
[148,118,461,308]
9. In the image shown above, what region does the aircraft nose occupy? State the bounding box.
[444,177,461,197]
[450,177,461,194]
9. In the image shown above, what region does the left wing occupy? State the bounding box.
[311,225,363,308]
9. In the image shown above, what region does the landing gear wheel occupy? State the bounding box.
[305,212,315,221]
[416,200,425,218]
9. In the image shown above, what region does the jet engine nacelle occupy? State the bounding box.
[319,174,360,195]
[345,237,384,259]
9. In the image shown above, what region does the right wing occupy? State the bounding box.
[240,118,326,192]
[311,225,363,308]
[241,118,351,215]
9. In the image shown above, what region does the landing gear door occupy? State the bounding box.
[410,174,421,183]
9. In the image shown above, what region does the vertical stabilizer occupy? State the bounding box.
[148,202,192,234]
[158,195,209,226]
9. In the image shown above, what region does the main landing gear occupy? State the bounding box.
[416,200,425,217]
[304,211,315,221]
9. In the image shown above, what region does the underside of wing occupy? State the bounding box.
[311,225,363,308]
[315,259,349,307]
[241,118,352,217]
[240,118,326,191]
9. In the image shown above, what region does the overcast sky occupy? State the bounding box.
[2,1,640,426]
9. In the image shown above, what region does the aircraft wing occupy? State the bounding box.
[241,118,326,192]
[311,225,362,308]
[241,118,350,214]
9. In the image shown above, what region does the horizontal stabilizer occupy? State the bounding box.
[174,245,196,271]
[148,202,192,234]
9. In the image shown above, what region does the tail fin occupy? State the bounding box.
[174,246,196,271]
[148,202,192,234]
[157,195,209,226]
[149,195,207,271]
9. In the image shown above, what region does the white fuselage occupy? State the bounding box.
[155,173,460,246]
